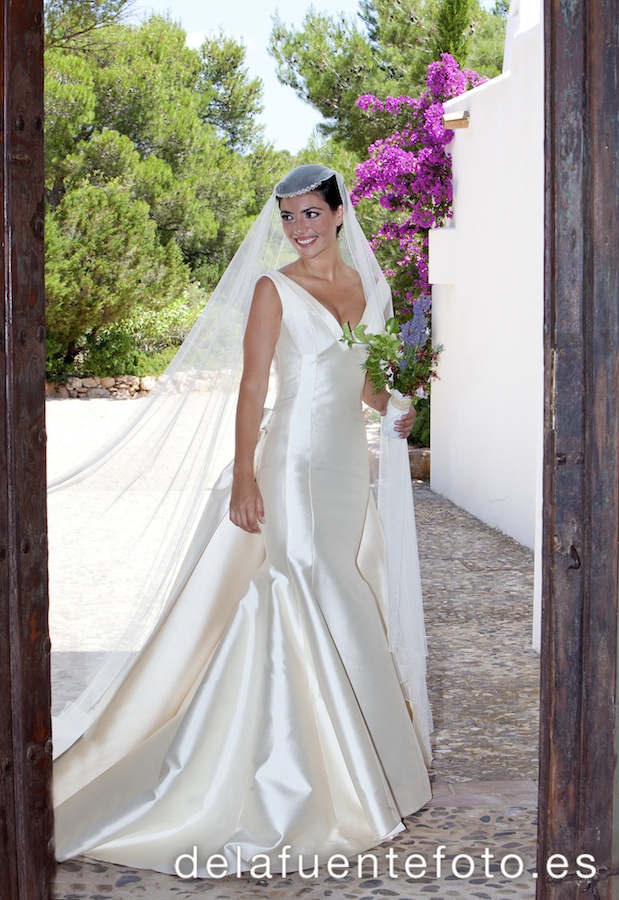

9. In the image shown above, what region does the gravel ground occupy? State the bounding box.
[46,396,139,481]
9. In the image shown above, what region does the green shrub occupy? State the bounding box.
[411,396,431,448]
[46,285,204,379]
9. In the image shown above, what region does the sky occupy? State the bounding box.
[128,0,364,153]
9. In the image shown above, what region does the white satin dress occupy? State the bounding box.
[53,270,431,875]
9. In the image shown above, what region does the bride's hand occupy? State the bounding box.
[230,473,265,533]
[392,405,417,439]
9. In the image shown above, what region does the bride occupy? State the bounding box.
[51,164,432,876]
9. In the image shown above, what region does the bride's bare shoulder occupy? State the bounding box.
[251,274,282,311]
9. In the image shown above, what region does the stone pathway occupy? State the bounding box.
[52,481,540,899]
[415,485,539,784]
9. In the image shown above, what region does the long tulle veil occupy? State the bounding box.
[48,169,433,763]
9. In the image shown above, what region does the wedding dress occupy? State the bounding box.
[52,268,432,875]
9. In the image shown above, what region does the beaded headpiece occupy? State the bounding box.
[274,164,337,199]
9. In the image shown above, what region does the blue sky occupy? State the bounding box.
[129,0,363,153]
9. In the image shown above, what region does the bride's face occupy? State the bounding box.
[279,192,344,258]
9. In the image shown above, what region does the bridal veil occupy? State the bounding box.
[48,165,433,763]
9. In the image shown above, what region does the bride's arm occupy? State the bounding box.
[230,277,282,533]
[362,378,417,438]
[362,379,389,414]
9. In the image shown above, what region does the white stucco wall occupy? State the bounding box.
[428,0,543,577]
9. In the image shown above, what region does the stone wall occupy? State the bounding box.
[46,375,157,400]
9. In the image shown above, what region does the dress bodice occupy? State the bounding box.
[265,270,369,416]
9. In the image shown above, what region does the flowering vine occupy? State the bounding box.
[352,53,486,315]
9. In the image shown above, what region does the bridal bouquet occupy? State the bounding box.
[342,297,443,437]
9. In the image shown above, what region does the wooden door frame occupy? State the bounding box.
[537,0,619,897]
[0,1,54,897]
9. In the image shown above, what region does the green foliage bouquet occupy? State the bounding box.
[342,297,442,437]
[342,299,442,397]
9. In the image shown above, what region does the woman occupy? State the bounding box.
[52,165,432,876]
[231,170,414,533]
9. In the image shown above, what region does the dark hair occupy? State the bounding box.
[314,175,343,211]
[314,175,343,235]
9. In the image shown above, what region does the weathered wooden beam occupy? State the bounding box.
[0,0,54,897]
[538,0,619,897]
[441,110,470,129]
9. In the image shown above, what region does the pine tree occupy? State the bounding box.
[433,0,472,65]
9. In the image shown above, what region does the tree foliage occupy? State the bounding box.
[45,182,190,356]
[43,4,291,376]
[433,0,472,64]
[196,34,264,152]
[492,0,510,16]
[43,0,508,379]
[270,9,381,154]
[44,0,134,51]
[269,0,506,154]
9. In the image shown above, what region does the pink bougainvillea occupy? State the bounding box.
[352,54,486,314]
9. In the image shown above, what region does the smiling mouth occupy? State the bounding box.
[295,236,318,247]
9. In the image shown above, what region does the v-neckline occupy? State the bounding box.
[277,271,368,334]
